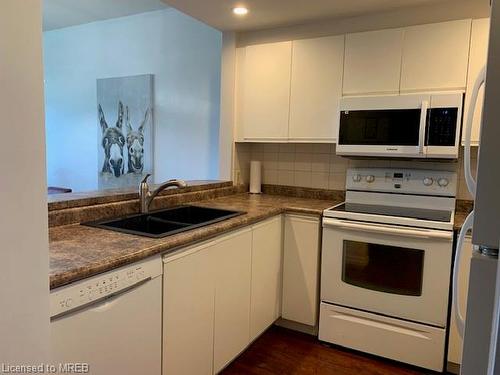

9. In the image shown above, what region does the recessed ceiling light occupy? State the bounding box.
[233,7,249,16]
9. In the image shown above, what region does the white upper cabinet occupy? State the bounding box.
[463,18,490,146]
[401,20,471,92]
[236,19,476,143]
[240,42,292,141]
[343,29,404,95]
[289,36,344,142]
[234,47,246,142]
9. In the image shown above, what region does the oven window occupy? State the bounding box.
[342,240,424,296]
[339,109,421,146]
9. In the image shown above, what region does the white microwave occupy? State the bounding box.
[336,93,463,159]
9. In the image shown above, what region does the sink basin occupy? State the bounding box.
[83,205,244,238]
[95,215,190,236]
[150,205,241,225]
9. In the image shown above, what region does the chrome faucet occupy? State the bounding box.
[139,174,187,213]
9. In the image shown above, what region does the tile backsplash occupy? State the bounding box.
[234,143,478,200]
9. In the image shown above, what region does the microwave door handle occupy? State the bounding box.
[419,100,429,155]
[323,218,452,240]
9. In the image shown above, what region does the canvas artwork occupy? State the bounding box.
[97,74,154,190]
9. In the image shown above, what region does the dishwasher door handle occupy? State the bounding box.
[323,218,452,240]
[51,277,152,321]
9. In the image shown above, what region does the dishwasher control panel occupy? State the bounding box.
[50,256,162,318]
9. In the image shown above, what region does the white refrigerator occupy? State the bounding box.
[455,0,500,373]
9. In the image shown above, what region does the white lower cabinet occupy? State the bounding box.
[163,241,217,375]
[250,216,283,341]
[282,214,321,326]
[213,229,252,373]
[163,216,285,375]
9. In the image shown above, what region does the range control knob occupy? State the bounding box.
[438,178,449,187]
[352,174,362,182]
[423,177,434,186]
[366,175,375,183]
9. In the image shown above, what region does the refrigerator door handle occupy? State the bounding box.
[452,210,475,338]
[464,66,486,198]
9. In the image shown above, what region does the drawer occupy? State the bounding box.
[319,303,445,371]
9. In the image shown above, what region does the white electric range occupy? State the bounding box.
[319,167,457,372]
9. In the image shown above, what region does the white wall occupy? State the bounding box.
[44,9,222,192]
[0,0,49,364]
[218,32,236,181]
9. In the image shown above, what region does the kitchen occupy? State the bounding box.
[2,0,499,374]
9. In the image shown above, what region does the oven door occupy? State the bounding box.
[337,95,430,158]
[321,218,453,327]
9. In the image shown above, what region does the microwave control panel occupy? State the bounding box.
[346,168,457,196]
[426,108,459,146]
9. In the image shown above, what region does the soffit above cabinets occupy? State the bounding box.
[43,0,168,31]
[161,0,484,32]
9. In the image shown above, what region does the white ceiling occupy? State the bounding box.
[43,0,168,31]
[162,0,479,31]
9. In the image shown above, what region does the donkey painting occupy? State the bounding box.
[125,106,150,174]
[98,101,126,178]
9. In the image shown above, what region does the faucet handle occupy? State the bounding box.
[141,174,152,185]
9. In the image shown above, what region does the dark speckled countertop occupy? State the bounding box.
[49,193,338,290]
[454,211,471,231]
[49,186,474,290]
[454,200,474,231]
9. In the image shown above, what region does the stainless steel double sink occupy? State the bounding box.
[84,205,244,238]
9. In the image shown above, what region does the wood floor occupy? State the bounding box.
[222,326,434,375]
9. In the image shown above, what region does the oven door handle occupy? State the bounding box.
[323,218,452,240]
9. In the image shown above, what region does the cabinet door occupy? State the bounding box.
[214,229,252,373]
[463,18,490,146]
[448,236,473,365]
[250,216,283,341]
[282,214,321,326]
[234,47,246,142]
[289,36,344,142]
[401,20,471,92]
[240,42,292,141]
[163,242,216,375]
[343,29,404,95]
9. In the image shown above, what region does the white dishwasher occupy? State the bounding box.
[50,256,162,375]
